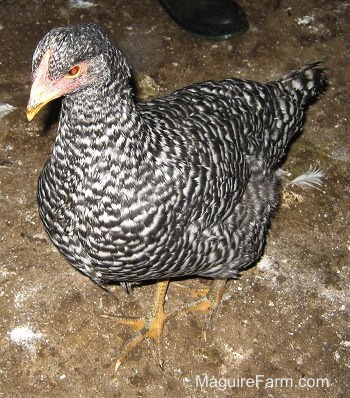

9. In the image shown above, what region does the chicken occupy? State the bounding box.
[27,23,326,371]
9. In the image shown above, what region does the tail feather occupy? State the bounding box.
[281,62,327,106]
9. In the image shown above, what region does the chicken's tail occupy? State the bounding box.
[281,62,327,107]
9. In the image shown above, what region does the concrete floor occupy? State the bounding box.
[0,0,349,397]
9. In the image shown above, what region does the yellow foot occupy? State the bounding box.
[102,280,170,372]
[170,279,227,342]
[102,279,228,372]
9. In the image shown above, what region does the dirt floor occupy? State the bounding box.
[0,0,349,397]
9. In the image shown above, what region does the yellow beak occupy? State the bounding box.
[26,84,60,121]
[26,48,59,121]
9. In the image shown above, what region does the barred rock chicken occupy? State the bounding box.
[27,24,326,371]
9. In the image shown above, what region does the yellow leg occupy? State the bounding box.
[170,279,227,342]
[102,279,228,372]
[171,282,211,298]
[102,280,170,372]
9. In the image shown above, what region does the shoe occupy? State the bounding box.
[158,0,249,40]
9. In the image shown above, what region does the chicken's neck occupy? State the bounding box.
[53,80,152,170]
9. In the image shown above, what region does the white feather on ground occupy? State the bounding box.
[0,102,15,120]
[68,0,96,9]
[287,165,325,190]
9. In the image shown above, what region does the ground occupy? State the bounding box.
[0,0,349,397]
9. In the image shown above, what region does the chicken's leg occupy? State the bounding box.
[103,279,227,372]
[169,279,227,341]
[102,280,170,372]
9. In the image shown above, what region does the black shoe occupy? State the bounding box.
[158,0,248,40]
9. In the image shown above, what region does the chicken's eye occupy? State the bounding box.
[66,65,80,78]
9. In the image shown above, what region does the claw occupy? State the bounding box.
[168,279,227,341]
[103,279,227,372]
[103,280,170,372]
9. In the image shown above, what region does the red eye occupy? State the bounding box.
[66,65,80,77]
